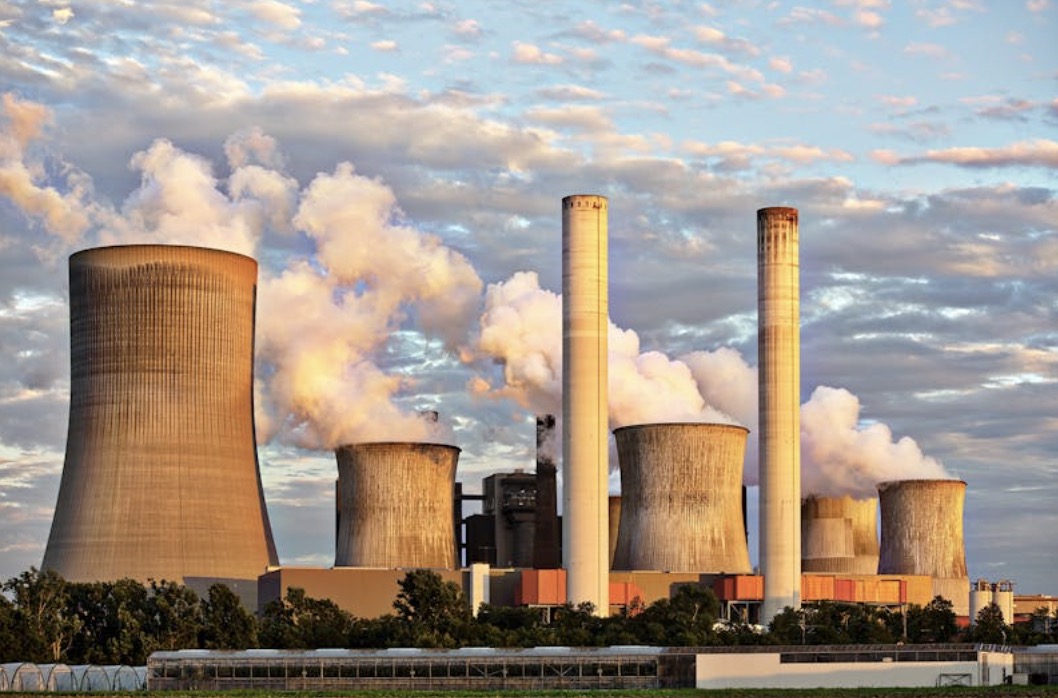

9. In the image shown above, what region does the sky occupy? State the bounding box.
[0,0,1056,597]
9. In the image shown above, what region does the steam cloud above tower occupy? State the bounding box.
[3,92,951,491]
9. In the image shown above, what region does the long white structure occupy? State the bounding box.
[757,207,802,621]
[562,194,609,615]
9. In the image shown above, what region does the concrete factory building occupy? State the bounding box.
[42,245,278,603]
[802,495,880,575]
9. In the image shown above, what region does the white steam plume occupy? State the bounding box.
[800,386,951,497]
[0,97,481,450]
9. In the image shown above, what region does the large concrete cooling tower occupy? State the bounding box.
[335,442,460,569]
[802,495,879,575]
[43,245,278,596]
[878,479,969,616]
[758,206,802,621]
[612,423,751,574]
[562,194,609,614]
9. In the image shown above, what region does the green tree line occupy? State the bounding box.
[2,568,1054,664]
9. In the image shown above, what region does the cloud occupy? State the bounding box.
[769,56,793,74]
[885,140,1058,169]
[511,41,563,65]
[371,39,398,52]
[903,42,949,58]
[249,0,301,29]
[1026,0,1050,11]
[452,19,481,37]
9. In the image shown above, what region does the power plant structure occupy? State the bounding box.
[802,495,880,575]
[42,245,278,602]
[611,423,751,574]
[334,442,460,569]
[878,479,970,616]
[562,194,609,614]
[757,206,802,621]
[533,415,561,569]
[970,579,1015,624]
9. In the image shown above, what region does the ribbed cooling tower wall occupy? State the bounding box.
[612,423,751,573]
[801,495,879,575]
[335,442,459,569]
[43,245,278,589]
[878,479,969,615]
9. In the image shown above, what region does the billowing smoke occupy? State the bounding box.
[800,386,951,497]
[469,273,951,494]
[469,271,736,428]
[1,94,481,449]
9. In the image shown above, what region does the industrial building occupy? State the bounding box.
[42,245,278,605]
[45,207,990,633]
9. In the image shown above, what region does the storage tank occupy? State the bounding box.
[757,206,802,621]
[335,442,460,568]
[993,580,1015,624]
[969,578,993,623]
[42,245,278,597]
[612,423,751,573]
[878,479,969,616]
[801,495,879,575]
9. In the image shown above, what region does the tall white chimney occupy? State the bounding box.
[758,206,802,622]
[562,194,609,615]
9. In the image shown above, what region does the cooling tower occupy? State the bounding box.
[335,442,459,569]
[801,495,879,575]
[608,495,621,569]
[758,206,802,620]
[878,479,969,616]
[42,245,278,593]
[612,423,751,574]
[562,194,609,615]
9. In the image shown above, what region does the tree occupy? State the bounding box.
[630,584,719,646]
[143,580,203,653]
[258,587,352,649]
[3,568,81,661]
[0,594,22,662]
[901,596,958,643]
[392,569,471,648]
[200,584,257,649]
[967,602,1009,644]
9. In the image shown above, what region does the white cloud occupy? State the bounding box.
[511,41,563,65]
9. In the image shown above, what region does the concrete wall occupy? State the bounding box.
[696,651,1013,689]
[44,245,277,600]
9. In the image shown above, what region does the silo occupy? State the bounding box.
[42,245,278,594]
[801,495,879,575]
[969,579,992,623]
[878,479,969,616]
[612,423,751,574]
[335,442,460,569]
[993,580,1014,624]
[562,194,609,614]
[758,206,802,620]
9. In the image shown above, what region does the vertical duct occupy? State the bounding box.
[533,414,561,569]
[757,206,802,621]
[43,245,278,595]
[335,442,460,569]
[612,423,751,573]
[801,495,879,575]
[607,496,621,570]
[562,194,609,615]
[878,479,969,616]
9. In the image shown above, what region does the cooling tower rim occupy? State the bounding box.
[758,206,798,216]
[335,441,461,454]
[71,244,256,265]
[877,478,966,492]
[801,493,877,503]
[613,421,749,436]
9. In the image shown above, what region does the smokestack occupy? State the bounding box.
[758,206,802,621]
[608,496,621,569]
[612,423,751,573]
[562,194,609,615]
[42,245,278,595]
[335,442,460,569]
[801,495,879,575]
[878,479,969,615]
[533,414,561,569]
